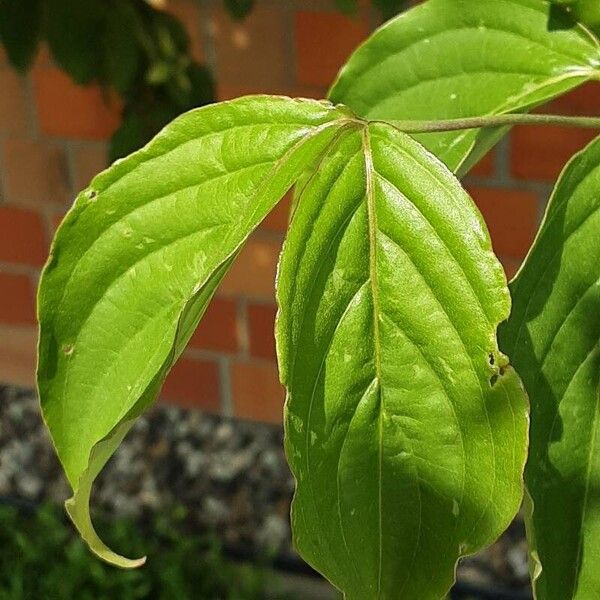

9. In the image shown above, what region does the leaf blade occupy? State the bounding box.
[37,95,349,565]
[277,122,528,599]
[328,0,600,173]
[500,135,600,600]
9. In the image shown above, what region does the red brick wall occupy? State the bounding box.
[0,0,598,423]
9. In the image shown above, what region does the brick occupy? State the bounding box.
[231,360,284,424]
[248,302,277,360]
[33,66,121,140]
[0,273,36,324]
[219,236,282,299]
[499,256,521,281]
[261,191,291,234]
[161,356,221,411]
[0,67,28,135]
[544,81,600,116]
[470,149,495,178]
[3,137,71,205]
[468,186,538,260]
[210,4,287,89]
[166,0,205,63]
[0,324,37,388]
[0,206,49,266]
[189,297,239,353]
[70,143,108,192]
[510,125,596,182]
[295,11,369,87]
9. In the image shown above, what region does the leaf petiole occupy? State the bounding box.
[381,113,600,133]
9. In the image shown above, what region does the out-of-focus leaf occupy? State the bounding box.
[334,0,359,15]
[147,61,176,85]
[573,0,600,35]
[373,0,409,19]
[109,113,150,162]
[0,0,42,72]
[223,0,255,21]
[152,10,189,57]
[182,63,215,108]
[103,3,142,94]
[45,0,106,84]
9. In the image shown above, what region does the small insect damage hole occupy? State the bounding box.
[488,352,495,367]
[62,344,74,356]
[489,365,508,387]
[86,189,98,201]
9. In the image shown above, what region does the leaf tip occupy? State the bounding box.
[65,492,146,570]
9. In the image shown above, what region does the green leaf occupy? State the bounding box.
[0,0,42,72]
[182,63,215,108]
[573,0,600,35]
[103,3,142,94]
[45,0,106,84]
[223,0,255,21]
[37,95,350,566]
[372,0,409,20]
[335,0,358,15]
[109,112,154,163]
[277,122,528,599]
[329,0,600,174]
[499,136,600,599]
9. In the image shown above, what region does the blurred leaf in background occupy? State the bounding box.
[0,0,216,163]
[0,0,43,71]
[550,0,600,33]
[0,0,413,163]
[335,0,409,19]
[223,0,255,20]
[45,0,106,84]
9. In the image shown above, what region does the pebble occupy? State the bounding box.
[257,514,289,552]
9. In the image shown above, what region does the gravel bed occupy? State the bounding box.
[0,384,531,595]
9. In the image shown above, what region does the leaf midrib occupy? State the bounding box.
[362,126,385,597]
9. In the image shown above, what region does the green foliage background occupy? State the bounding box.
[0,502,275,600]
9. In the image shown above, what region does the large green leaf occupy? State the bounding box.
[329,0,600,174]
[500,136,600,599]
[37,95,350,567]
[277,122,528,599]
